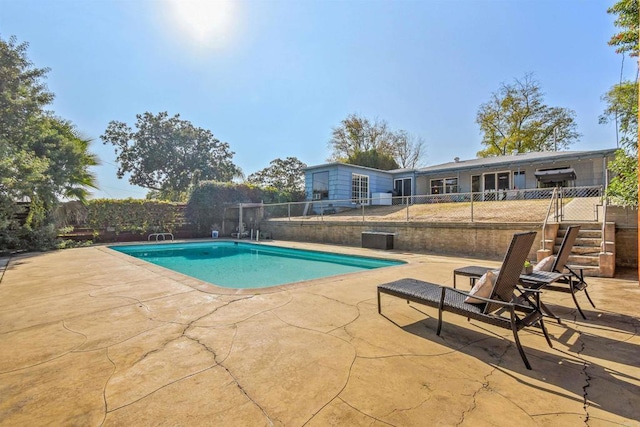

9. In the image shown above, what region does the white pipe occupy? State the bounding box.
[238,203,243,239]
[256,230,260,242]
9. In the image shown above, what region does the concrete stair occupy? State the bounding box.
[554,223,615,277]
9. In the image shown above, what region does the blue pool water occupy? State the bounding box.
[110,241,404,289]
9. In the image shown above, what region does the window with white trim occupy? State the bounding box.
[430,177,458,194]
[352,174,369,204]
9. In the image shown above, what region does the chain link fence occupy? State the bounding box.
[260,186,604,224]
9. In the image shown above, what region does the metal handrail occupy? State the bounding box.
[601,195,608,253]
[541,188,558,251]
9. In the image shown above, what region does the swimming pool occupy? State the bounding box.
[110,241,404,289]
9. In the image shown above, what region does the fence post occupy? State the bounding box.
[288,203,291,221]
[470,192,474,222]
[405,198,409,222]
[362,203,365,223]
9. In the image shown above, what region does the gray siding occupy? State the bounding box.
[417,156,611,195]
[305,150,614,200]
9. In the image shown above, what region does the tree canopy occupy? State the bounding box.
[601,0,639,207]
[101,112,242,202]
[347,149,399,170]
[247,157,307,195]
[607,0,639,56]
[476,74,579,157]
[328,113,425,168]
[0,35,98,251]
[600,81,638,151]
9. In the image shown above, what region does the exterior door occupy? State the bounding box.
[394,178,412,204]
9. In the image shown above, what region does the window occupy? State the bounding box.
[312,171,329,200]
[430,177,458,194]
[482,171,510,191]
[513,171,525,190]
[471,175,480,193]
[352,174,369,204]
[445,178,458,193]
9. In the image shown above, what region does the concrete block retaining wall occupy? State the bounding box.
[260,221,542,261]
[607,206,638,268]
[260,218,638,269]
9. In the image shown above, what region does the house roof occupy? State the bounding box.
[304,148,618,176]
[304,162,397,174]
[411,149,617,176]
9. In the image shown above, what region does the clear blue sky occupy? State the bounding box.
[1,0,633,199]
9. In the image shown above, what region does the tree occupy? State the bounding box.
[476,74,580,157]
[328,113,425,168]
[328,114,393,161]
[607,0,639,56]
[0,35,98,250]
[600,81,638,151]
[34,117,99,203]
[601,0,639,208]
[186,181,264,234]
[101,112,242,202]
[393,131,425,168]
[347,149,399,170]
[247,157,307,194]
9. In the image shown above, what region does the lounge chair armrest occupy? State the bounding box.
[516,286,543,294]
[446,286,515,307]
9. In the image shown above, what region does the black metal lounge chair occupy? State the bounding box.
[378,231,552,370]
[453,225,595,320]
[544,225,596,319]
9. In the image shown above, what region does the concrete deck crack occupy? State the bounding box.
[181,301,276,425]
[298,301,376,426]
[335,396,397,426]
[383,395,433,422]
[214,359,276,426]
[577,331,591,425]
[99,347,117,426]
[162,297,276,425]
[107,366,218,413]
[455,345,511,426]
[564,309,592,425]
[302,351,358,426]
[0,320,89,374]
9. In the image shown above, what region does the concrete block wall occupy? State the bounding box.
[607,206,638,268]
[260,221,542,262]
[615,228,638,268]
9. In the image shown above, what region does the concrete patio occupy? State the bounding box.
[0,240,638,426]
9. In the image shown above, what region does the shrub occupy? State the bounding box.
[85,199,182,235]
[186,182,263,233]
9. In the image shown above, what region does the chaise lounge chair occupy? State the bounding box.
[378,231,552,370]
[453,225,595,320]
[541,225,596,319]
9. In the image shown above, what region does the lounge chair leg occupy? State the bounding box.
[569,279,587,320]
[377,290,381,314]
[575,268,595,308]
[584,288,596,308]
[436,287,445,336]
[539,317,553,348]
[510,307,532,370]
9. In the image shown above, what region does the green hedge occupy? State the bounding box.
[85,199,182,234]
[186,182,261,233]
